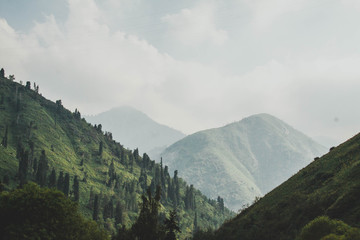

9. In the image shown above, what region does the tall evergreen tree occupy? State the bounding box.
[18,150,29,186]
[93,194,99,221]
[98,141,103,156]
[115,202,123,225]
[131,186,162,240]
[73,175,80,202]
[57,171,64,192]
[48,168,57,188]
[164,209,181,240]
[173,170,180,206]
[36,150,48,187]
[1,125,8,148]
[63,173,70,196]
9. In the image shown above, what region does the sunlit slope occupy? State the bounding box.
[215,132,360,240]
[0,76,232,239]
[161,114,325,211]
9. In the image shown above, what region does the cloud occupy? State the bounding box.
[243,0,309,30]
[162,2,228,46]
[1,0,360,145]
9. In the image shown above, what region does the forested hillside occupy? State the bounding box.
[211,131,360,240]
[0,71,232,239]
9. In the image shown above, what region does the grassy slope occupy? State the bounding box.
[215,131,360,240]
[0,76,233,239]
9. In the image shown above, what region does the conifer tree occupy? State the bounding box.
[164,209,181,240]
[131,186,162,240]
[115,202,123,225]
[36,150,48,187]
[98,141,103,156]
[173,170,180,206]
[0,68,4,78]
[193,212,198,234]
[93,194,99,221]
[63,173,70,196]
[18,150,29,186]
[57,171,64,192]
[1,125,8,148]
[48,168,57,188]
[73,175,80,202]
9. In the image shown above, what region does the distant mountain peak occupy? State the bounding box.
[85,106,185,157]
[161,113,326,211]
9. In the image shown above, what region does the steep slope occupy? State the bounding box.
[214,132,360,240]
[161,114,326,211]
[85,106,185,157]
[0,74,232,239]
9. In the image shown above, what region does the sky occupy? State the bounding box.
[1,0,360,147]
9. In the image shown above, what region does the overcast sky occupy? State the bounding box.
[1,0,360,147]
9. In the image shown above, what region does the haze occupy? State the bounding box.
[1,0,360,147]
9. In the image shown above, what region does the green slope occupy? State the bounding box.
[161,114,326,211]
[214,131,360,240]
[0,75,233,239]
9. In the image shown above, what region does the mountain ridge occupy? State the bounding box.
[161,113,326,211]
[85,106,186,158]
[213,131,360,240]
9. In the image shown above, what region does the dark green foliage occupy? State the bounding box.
[73,175,80,202]
[115,202,123,225]
[93,194,100,221]
[192,228,215,240]
[103,197,114,220]
[164,209,181,240]
[217,196,225,213]
[185,185,195,210]
[131,186,162,240]
[297,216,360,240]
[18,149,29,186]
[0,68,4,78]
[1,125,8,148]
[48,168,57,188]
[36,150,48,187]
[25,81,31,90]
[57,171,64,191]
[63,172,70,196]
[99,141,103,156]
[0,183,109,240]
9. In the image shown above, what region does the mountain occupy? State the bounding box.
[85,106,185,158]
[161,114,326,211]
[213,132,360,240]
[0,73,232,239]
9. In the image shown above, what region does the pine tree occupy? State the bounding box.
[48,168,57,188]
[63,173,70,196]
[103,198,114,220]
[57,171,64,192]
[1,125,8,148]
[36,150,48,187]
[98,141,103,156]
[174,170,180,206]
[131,186,162,240]
[73,175,80,202]
[193,212,198,234]
[164,209,181,240]
[115,202,123,225]
[93,194,99,221]
[18,150,29,186]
